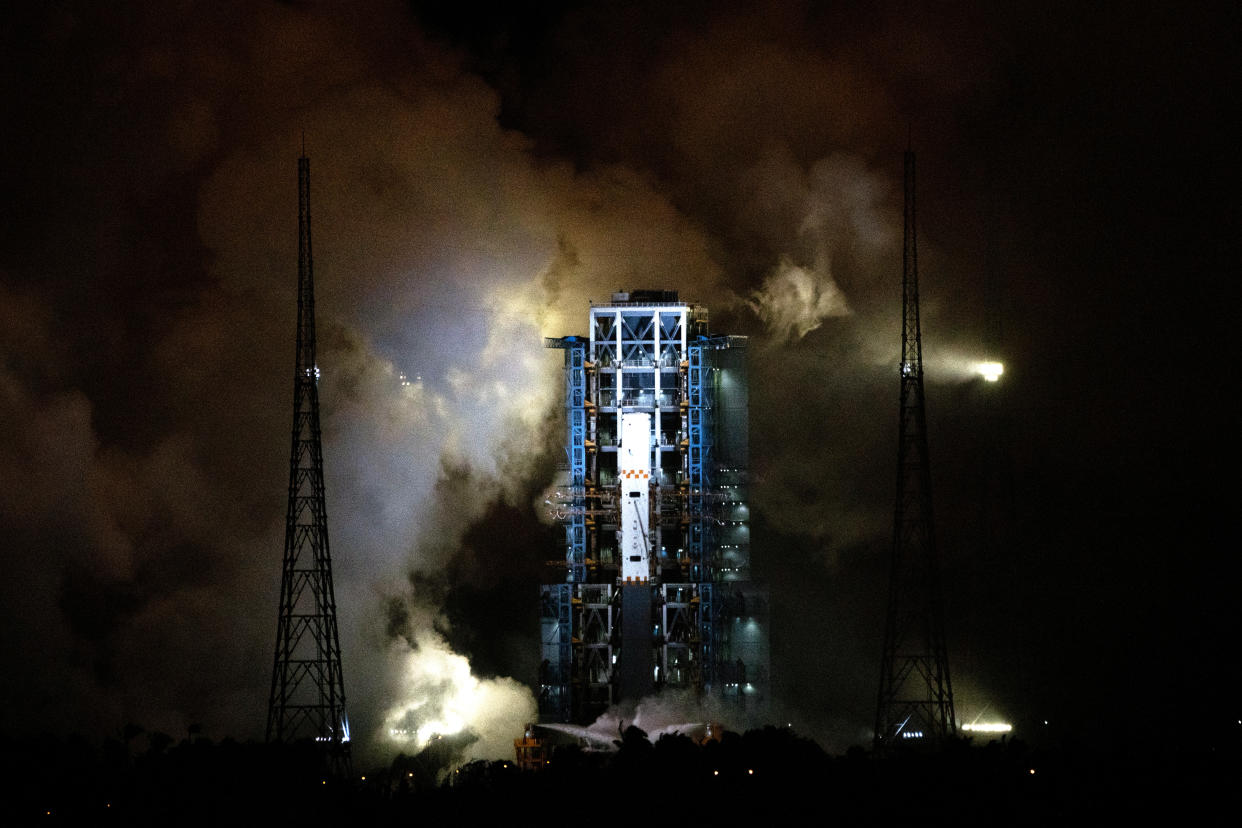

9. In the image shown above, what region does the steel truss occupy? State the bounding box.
[267,156,351,776]
[875,151,957,750]
[541,301,759,724]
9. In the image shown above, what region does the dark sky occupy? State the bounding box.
[1,0,1236,760]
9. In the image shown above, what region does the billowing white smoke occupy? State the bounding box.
[0,0,1005,755]
[557,687,757,747]
[190,6,727,762]
[740,151,897,344]
[749,257,850,342]
[381,630,536,762]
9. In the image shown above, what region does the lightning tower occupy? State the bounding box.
[875,151,957,749]
[267,155,351,772]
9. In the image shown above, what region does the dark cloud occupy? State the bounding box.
[1,0,1235,758]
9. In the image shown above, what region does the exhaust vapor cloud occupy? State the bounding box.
[381,630,536,764]
[749,257,850,343]
[5,0,1220,758]
[0,0,971,759]
[0,1,942,757]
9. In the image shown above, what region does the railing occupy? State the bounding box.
[590,300,699,309]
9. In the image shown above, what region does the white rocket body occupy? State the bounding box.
[619,411,652,583]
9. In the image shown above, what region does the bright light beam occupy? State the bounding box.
[974,361,1004,382]
[961,722,1013,733]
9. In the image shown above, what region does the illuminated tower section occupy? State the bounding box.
[541,290,767,725]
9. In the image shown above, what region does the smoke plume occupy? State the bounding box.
[749,257,850,343]
[8,0,1214,758]
[0,1,726,757]
[0,1,917,756]
[381,630,536,763]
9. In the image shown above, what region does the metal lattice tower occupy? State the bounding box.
[539,293,765,724]
[875,150,957,750]
[267,155,351,773]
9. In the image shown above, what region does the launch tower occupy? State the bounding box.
[267,155,351,773]
[874,151,957,749]
[541,291,767,724]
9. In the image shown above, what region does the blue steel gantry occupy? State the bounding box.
[541,291,767,724]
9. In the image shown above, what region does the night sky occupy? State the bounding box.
[1,1,1236,762]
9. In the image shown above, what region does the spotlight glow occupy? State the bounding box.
[961,722,1013,733]
[974,362,1004,382]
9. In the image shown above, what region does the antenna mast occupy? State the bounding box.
[875,150,957,750]
[267,154,351,775]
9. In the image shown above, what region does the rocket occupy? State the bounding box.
[617,410,655,700]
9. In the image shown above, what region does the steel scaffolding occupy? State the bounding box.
[541,293,766,724]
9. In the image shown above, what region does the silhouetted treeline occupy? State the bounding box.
[2,724,1236,824]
